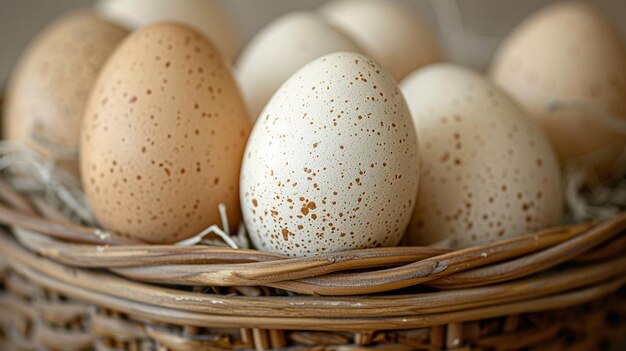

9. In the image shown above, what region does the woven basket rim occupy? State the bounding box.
[1,231,624,331]
[0,176,624,287]
[0,158,623,330]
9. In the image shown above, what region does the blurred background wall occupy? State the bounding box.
[1,0,625,83]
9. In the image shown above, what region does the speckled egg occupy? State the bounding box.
[401,64,563,248]
[3,10,127,177]
[490,2,626,179]
[235,11,362,120]
[80,23,251,244]
[241,52,419,257]
[95,0,240,62]
[320,0,442,81]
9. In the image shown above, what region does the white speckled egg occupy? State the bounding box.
[241,52,419,257]
[320,0,442,81]
[95,0,240,62]
[81,23,251,244]
[3,10,127,177]
[490,2,626,179]
[401,64,563,248]
[235,11,362,120]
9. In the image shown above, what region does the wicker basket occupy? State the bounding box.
[0,170,624,351]
[0,92,625,351]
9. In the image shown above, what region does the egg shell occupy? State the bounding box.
[320,0,442,81]
[96,0,240,62]
[81,23,251,244]
[3,10,127,176]
[401,64,563,248]
[490,2,626,179]
[241,52,419,257]
[235,11,362,120]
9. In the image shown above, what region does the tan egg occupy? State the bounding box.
[235,11,362,120]
[319,0,442,81]
[490,2,626,180]
[95,0,240,62]
[3,10,127,176]
[241,52,419,257]
[402,64,563,248]
[80,23,251,244]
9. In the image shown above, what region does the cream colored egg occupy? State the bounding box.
[235,11,362,120]
[241,52,419,257]
[95,0,240,62]
[402,64,562,248]
[490,2,626,179]
[3,10,127,177]
[81,23,251,244]
[320,0,442,81]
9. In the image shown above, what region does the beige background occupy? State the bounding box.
[1,0,625,83]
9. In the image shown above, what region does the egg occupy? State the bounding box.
[319,0,442,81]
[95,0,240,62]
[490,2,626,180]
[235,11,362,120]
[80,23,251,244]
[241,52,419,257]
[3,10,127,177]
[401,64,563,248]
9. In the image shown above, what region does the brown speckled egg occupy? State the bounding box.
[241,52,419,257]
[80,23,251,244]
[401,64,563,248]
[490,2,626,179]
[4,10,127,176]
